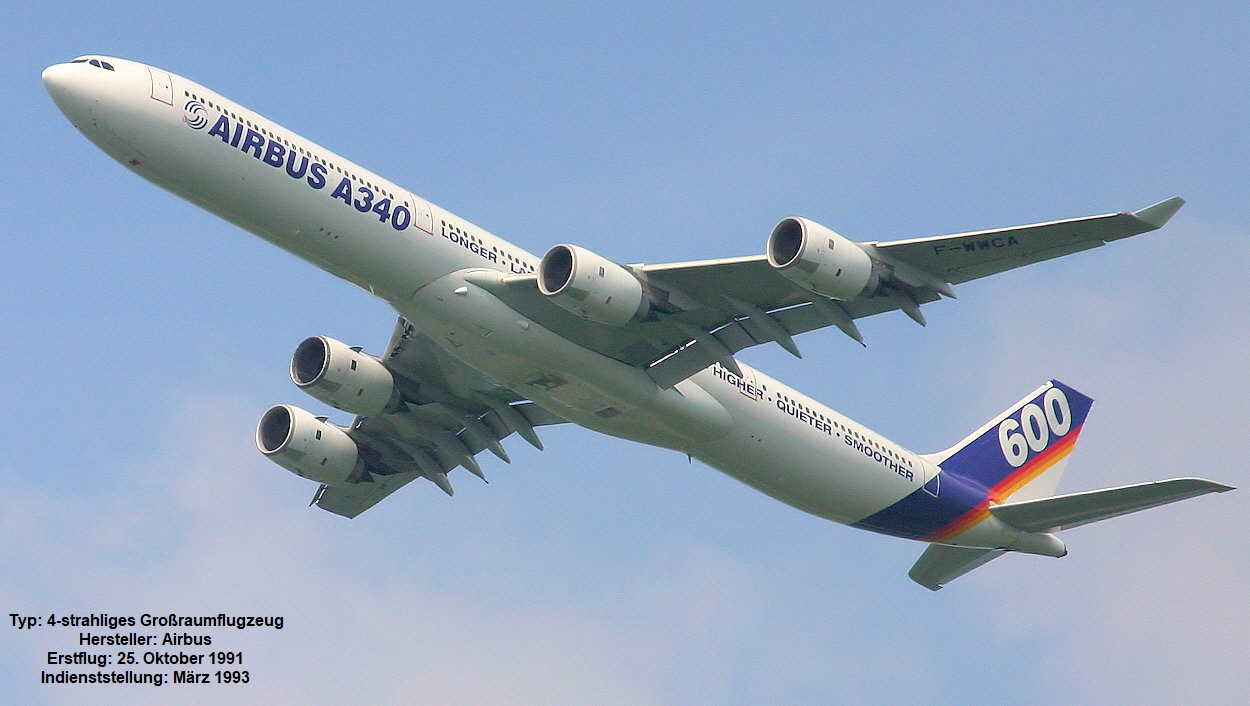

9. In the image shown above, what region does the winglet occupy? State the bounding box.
[1132,196,1185,230]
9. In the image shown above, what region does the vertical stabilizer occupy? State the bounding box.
[853,380,1092,541]
[925,380,1093,504]
[907,381,1232,590]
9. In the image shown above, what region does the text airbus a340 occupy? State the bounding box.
[44,56,1231,589]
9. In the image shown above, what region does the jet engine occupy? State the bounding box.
[766,217,876,301]
[538,244,648,326]
[290,336,399,416]
[256,404,360,485]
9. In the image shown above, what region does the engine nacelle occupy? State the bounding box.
[766,217,876,301]
[537,244,648,326]
[290,336,398,416]
[256,404,360,485]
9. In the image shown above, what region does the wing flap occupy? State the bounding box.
[466,199,1183,389]
[309,317,569,518]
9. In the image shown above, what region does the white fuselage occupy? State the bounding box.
[45,57,960,535]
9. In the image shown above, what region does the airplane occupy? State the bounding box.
[43,55,1232,590]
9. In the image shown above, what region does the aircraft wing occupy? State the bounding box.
[313,317,567,518]
[866,196,1185,285]
[313,470,423,519]
[475,197,1182,388]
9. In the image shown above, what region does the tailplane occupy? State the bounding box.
[909,381,1232,590]
[909,545,1005,590]
[989,478,1233,533]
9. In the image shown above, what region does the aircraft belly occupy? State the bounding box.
[689,426,893,524]
[686,365,923,526]
[202,176,422,301]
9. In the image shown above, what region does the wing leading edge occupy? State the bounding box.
[310,198,1185,516]
[870,196,1185,285]
[477,198,1183,387]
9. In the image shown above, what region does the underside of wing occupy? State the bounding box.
[305,318,568,518]
[312,469,423,519]
[871,197,1184,285]
[475,257,943,388]
[471,198,1181,388]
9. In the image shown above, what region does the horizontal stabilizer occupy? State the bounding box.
[989,477,1233,533]
[909,544,1006,591]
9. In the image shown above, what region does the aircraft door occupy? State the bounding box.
[920,458,940,497]
[407,193,434,235]
[148,67,173,105]
[725,364,764,403]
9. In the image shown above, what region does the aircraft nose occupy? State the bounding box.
[43,63,77,98]
[43,63,92,124]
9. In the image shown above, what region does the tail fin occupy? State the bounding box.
[924,379,1094,504]
[909,381,1232,590]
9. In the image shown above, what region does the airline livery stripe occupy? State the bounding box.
[923,425,1083,542]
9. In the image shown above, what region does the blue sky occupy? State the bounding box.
[4,2,1249,704]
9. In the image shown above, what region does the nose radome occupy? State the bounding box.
[42,63,73,97]
[43,63,90,122]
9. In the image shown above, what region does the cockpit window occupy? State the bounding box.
[73,58,115,71]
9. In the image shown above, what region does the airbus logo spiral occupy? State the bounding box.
[183,100,207,130]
